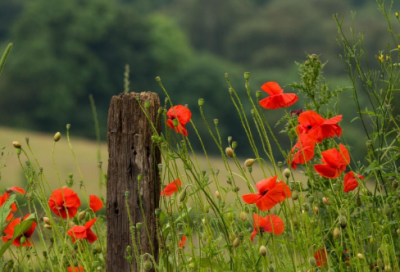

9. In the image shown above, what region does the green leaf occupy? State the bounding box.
[0,194,16,231]
[0,43,12,77]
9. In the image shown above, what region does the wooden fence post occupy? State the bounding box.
[106,92,161,271]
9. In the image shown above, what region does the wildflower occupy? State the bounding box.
[250,214,284,241]
[89,195,103,212]
[179,235,187,248]
[7,186,26,194]
[314,249,328,267]
[314,144,350,179]
[0,192,17,221]
[166,105,191,136]
[288,134,316,170]
[67,218,98,243]
[396,12,399,18]
[68,265,84,272]
[343,172,364,193]
[297,111,342,143]
[378,54,384,62]
[48,188,81,219]
[242,176,291,211]
[259,82,298,110]
[2,214,37,247]
[160,179,182,196]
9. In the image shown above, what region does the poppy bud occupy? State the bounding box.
[277,161,283,168]
[203,205,210,213]
[172,119,178,127]
[309,257,317,267]
[248,167,253,173]
[244,72,250,80]
[303,203,310,211]
[256,90,262,99]
[308,195,314,203]
[357,253,364,259]
[188,262,195,268]
[333,228,340,239]
[231,141,238,149]
[393,180,399,189]
[292,216,300,227]
[229,233,235,241]
[78,211,86,221]
[215,191,220,199]
[225,73,229,79]
[314,206,319,215]
[20,236,27,245]
[136,222,142,230]
[268,264,275,272]
[13,141,21,148]
[384,204,391,216]
[155,76,161,82]
[232,237,241,248]
[397,229,400,234]
[144,260,152,271]
[66,124,71,130]
[198,98,205,107]
[44,224,52,229]
[259,245,267,257]
[244,159,255,167]
[54,132,61,142]
[322,197,331,205]
[125,190,130,198]
[179,188,187,203]
[43,217,51,224]
[155,208,161,216]
[213,119,218,125]
[202,232,208,242]
[283,168,291,179]
[240,212,247,222]
[126,246,131,253]
[339,215,347,228]
[225,147,234,158]
[144,101,150,110]
[292,190,299,201]
[227,212,233,221]
[25,137,29,144]
[69,221,75,228]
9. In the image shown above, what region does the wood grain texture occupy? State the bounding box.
[107,92,161,272]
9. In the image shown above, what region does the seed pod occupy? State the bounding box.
[384,204,391,216]
[244,159,255,167]
[283,168,291,178]
[244,72,250,80]
[333,228,340,239]
[259,245,267,257]
[339,215,347,229]
[231,141,238,150]
[54,132,61,142]
[292,190,299,201]
[78,211,86,221]
[256,90,262,99]
[225,147,234,158]
[12,141,21,148]
[20,236,27,245]
[277,161,283,168]
[144,260,152,271]
[198,98,204,107]
[240,212,247,222]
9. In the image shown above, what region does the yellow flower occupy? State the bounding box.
[396,12,399,18]
[398,45,400,49]
[386,55,389,61]
[378,55,384,62]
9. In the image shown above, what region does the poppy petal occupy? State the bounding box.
[160,179,181,196]
[242,193,262,204]
[167,105,191,125]
[89,195,103,212]
[250,230,257,242]
[315,249,328,267]
[8,187,26,194]
[314,164,339,179]
[279,93,298,107]
[259,96,283,110]
[86,229,98,244]
[261,82,284,95]
[85,218,98,229]
[264,214,285,235]
[256,176,278,195]
[253,214,267,230]
[324,115,342,125]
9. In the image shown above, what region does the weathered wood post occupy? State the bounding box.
[107,92,161,272]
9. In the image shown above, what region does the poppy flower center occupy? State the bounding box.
[307,125,312,130]
[261,190,269,196]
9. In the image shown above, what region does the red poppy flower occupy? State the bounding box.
[166,105,191,137]
[342,250,351,266]
[160,179,182,197]
[250,214,284,241]
[259,82,298,110]
[242,176,291,211]
[179,235,187,248]
[89,195,103,212]
[2,214,37,247]
[314,144,350,179]
[68,265,84,272]
[48,188,81,219]
[288,134,316,170]
[67,218,98,243]
[297,111,342,143]
[0,192,17,221]
[7,186,26,194]
[314,249,328,267]
[343,172,364,193]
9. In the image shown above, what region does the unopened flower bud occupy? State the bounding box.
[333,228,340,239]
[309,257,317,267]
[69,221,76,228]
[136,222,142,230]
[339,215,347,228]
[322,197,331,205]
[392,180,399,189]
[396,12,399,18]
[384,204,391,216]
[155,208,161,216]
[225,73,229,79]
[268,264,275,272]
[13,141,21,148]
[277,161,283,168]
[232,237,241,248]
[283,168,291,178]
[215,191,220,198]
[172,119,178,127]
[66,124,71,130]
[179,187,188,202]
[20,236,27,245]
[357,253,364,259]
[303,203,310,211]
[213,119,218,125]
[256,90,262,99]
[78,211,86,221]
[259,245,267,256]
[144,260,152,271]
[144,101,150,110]
[314,206,319,215]
[240,212,247,222]
[43,217,51,225]
[292,190,299,201]
[53,132,61,142]
[231,141,238,150]
[203,205,209,213]
[244,72,250,80]
[225,147,234,158]
[244,159,255,167]
[198,98,204,107]
[44,224,52,229]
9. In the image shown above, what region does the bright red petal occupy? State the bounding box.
[8,187,25,194]
[85,218,98,229]
[260,82,283,95]
[259,96,282,110]
[264,214,285,235]
[321,148,341,169]
[314,164,340,179]
[338,144,350,166]
[253,214,267,230]
[324,115,342,125]
[68,265,84,272]
[279,93,298,107]
[67,226,87,242]
[89,195,103,212]
[242,193,262,204]
[298,111,325,127]
[256,176,278,195]
[315,249,328,267]
[255,184,285,211]
[160,179,181,196]
[250,230,257,242]
[167,105,191,125]
[179,235,187,248]
[86,229,98,244]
